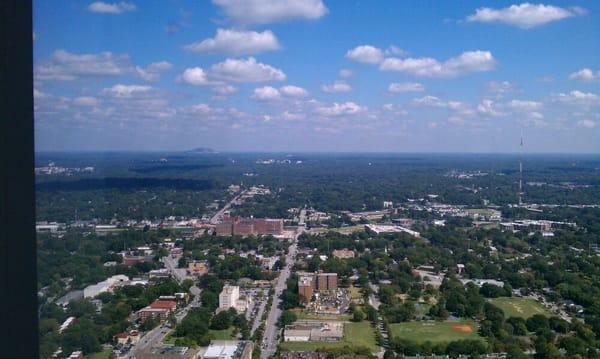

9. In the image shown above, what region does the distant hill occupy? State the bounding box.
[186,147,216,154]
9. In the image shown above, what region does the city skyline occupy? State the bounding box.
[34,1,600,153]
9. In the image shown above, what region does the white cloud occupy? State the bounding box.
[252,86,281,101]
[487,81,516,95]
[322,80,352,93]
[179,67,212,86]
[477,99,504,117]
[569,68,600,82]
[466,3,584,29]
[88,2,136,14]
[281,111,305,120]
[210,57,286,83]
[213,84,237,95]
[380,51,495,77]
[212,0,328,24]
[102,84,153,98]
[577,119,596,128]
[388,82,424,93]
[339,69,353,78]
[385,45,406,56]
[508,99,543,111]
[73,96,99,106]
[280,85,309,97]
[35,50,130,81]
[185,28,281,55]
[135,61,172,81]
[315,102,366,116]
[557,91,600,106]
[33,88,48,99]
[346,45,384,64]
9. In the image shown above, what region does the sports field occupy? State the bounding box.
[488,297,551,319]
[389,320,483,343]
[279,321,377,352]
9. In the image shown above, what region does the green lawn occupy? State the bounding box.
[280,321,377,352]
[389,320,484,343]
[349,286,363,300]
[488,297,551,319]
[292,308,351,321]
[209,327,236,340]
[86,350,112,359]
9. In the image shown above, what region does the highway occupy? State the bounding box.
[260,227,302,359]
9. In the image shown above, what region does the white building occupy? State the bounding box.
[219,285,240,311]
[83,275,129,298]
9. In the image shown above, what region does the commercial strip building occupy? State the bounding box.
[365,224,420,238]
[137,299,177,322]
[83,275,130,298]
[284,321,344,342]
[215,217,284,237]
[203,340,254,359]
[297,271,338,303]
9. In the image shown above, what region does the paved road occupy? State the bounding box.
[210,191,244,224]
[251,289,269,335]
[260,229,301,359]
[131,295,200,357]
[161,254,188,283]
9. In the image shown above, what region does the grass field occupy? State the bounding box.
[292,308,352,321]
[389,320,484,343]
[349,286,363,300]
[209,327,235,339]
[279,321,377,352]
[164,327,235,344]
[488,297,551,319]
[86,350,112,359]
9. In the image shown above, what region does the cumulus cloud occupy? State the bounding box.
[135,61,172,81]
[101,84,153,98]
[346,45,384,64]
[322,80,352,93]
[213,84,237,95]
[88,2,136,14]
[252,85,308,101]
[477,99,504,117]
[577,119,596,128]
[280,85,309,97]
[569,68,600,82]
[315,102,366,116]
[73,96,99,106]
[466,3,584,29]
[487,81,517,95]
[380,51,495,77]
[35,50,130,81]
[185,28,281,55]
[210,57,286,83]
[252,86,281,101]
[212,0,327,24]
[179,67,212,86]
[281,110,306,121]
[508,99,543,111]
[388,82,424,93]
[557,91,600,106]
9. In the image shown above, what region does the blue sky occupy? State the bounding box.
[34,1,600,152]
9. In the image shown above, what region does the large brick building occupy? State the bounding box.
[215,217,283,237]
[297,271,338,303]
[137,299,177,322]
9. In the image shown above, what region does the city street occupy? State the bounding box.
[260,229,301,359]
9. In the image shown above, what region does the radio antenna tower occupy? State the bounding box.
[518,129,524,206]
